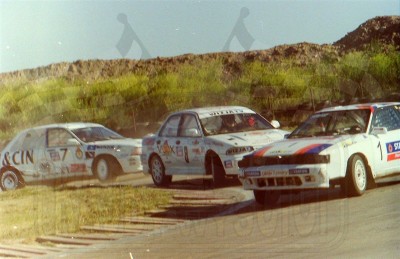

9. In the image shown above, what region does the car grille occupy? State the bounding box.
[238,154,330,168]
[255,176,302,187]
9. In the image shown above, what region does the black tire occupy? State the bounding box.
[253,190,280,207]
[93,157,118,182]
[342,154,367,197]
[207,154,225,188]
[0,167,24,191]
[150,155,171,187]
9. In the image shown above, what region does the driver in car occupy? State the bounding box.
[220,114,239,133]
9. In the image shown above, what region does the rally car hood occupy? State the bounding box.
[88,138,142,147]
[251,135,356,157]
[207,129,289,149]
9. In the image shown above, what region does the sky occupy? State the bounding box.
[0,0,399,73]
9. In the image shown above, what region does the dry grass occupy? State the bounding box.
[0,185,172,244]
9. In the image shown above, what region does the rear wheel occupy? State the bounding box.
[342,154,367,196]
[0,167,24,191]
[253,190,280,207]
[94,157,118,182]
[150,155,171,187]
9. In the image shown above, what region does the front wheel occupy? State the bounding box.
[0,167,24,191]
[150,155,171,187]
[343,154,367,197]
[206,153,225,188]
[94,157,117,182]
[253,190,280,207]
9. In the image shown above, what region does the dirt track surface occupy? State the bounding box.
[36,179,400,259]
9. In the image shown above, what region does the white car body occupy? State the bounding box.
[141,106,289,186]
[239,102,400,205]
[0,122,142,190]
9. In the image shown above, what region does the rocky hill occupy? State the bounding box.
[0,16,399,83]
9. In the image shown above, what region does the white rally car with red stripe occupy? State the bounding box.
[238,102,400,205]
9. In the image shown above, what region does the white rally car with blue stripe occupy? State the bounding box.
[0,123,142,191]
[238,102,400,205]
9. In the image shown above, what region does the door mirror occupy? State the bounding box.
[67,138,81,146]
[185,128,201,137]
[271,120,280,129]
[371,127,388,135]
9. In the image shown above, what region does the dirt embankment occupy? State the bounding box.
[0,16,399,83]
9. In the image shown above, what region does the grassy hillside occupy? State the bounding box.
[0,16,399,141]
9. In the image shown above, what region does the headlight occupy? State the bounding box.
[226,146,254,155]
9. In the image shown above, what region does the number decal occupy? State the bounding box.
[60,148,68,161]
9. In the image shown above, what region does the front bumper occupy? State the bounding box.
[120,155,143,173]
[239,164,329,190]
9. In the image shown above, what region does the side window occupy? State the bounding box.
[372,107,400,131]
[47,128,74,147]
[179,114,201,137]
[21,129,45,149]
[159,115,181,137]
[8,129,45,152]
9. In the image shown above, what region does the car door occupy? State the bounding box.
[156,114,182,173]
[370,105,400,175]
[45,128,86,178]
[176,113,206,174]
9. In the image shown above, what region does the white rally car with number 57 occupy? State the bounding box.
[239,102,400,206]
[0,122,142,191]
[141,106,289,187]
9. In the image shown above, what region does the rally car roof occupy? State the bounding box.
[318,102,400,113]
[171,106,256,117]
[28,122,103,131]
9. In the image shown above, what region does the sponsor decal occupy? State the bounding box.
[209,109,244,116]
[341,139,354,148]
[244,170,260,177]
[224,160,233,168]
[76,147,83,159]
[386,141,400,153]
[269,149,289,155]
[192,148,202,155]
[387,153,400,161]
[248,132,265,136]
[261,170,288,176]
[2,150,34,166]
[205,140,224,147]
[289,168,309,175]
[95,145,116,150]
[253,145,273,157]
[387,141,400,161]
[295,144,332,154]
[39,161,52,174]
[49,150,61,161]
[70,163,86,173]
[87,145,115,150]
[158,140,174,155]
[143,138,155,146]
[85,151,95,159]
[176,146,183,157]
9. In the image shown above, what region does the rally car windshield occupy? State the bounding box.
[289,109,371,138]
[200,113,274,136]
[72,127,124,142]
